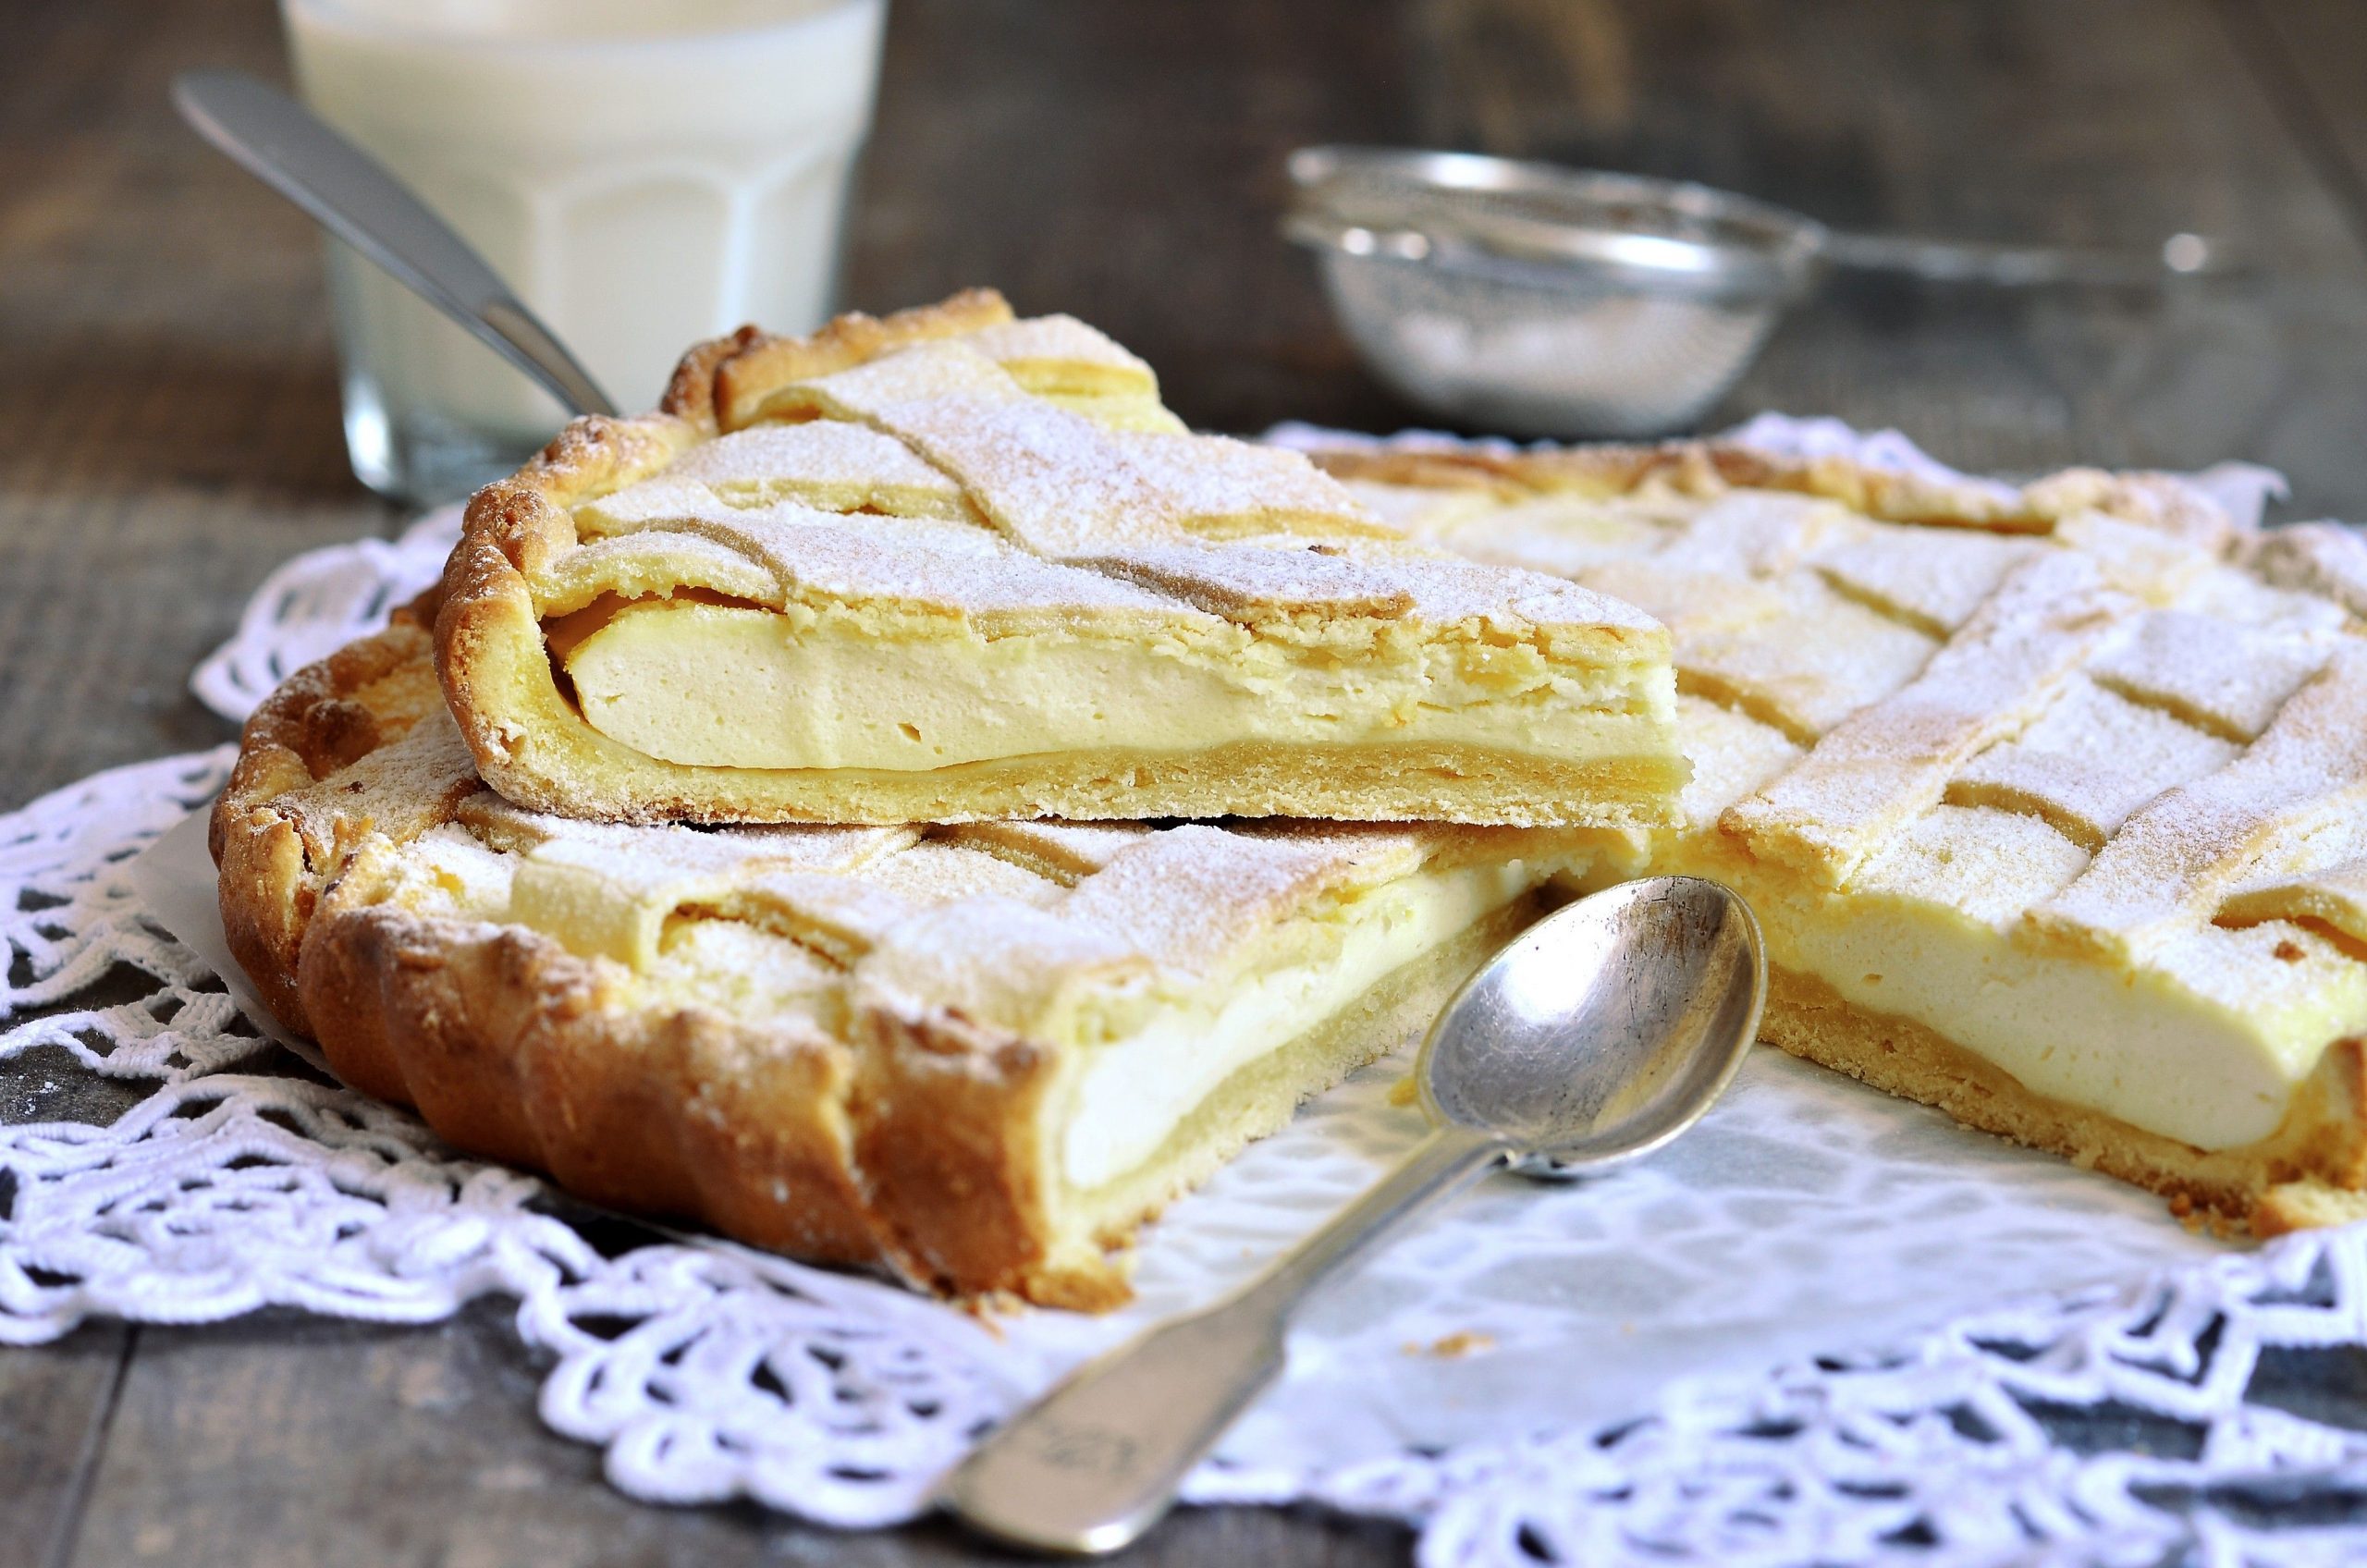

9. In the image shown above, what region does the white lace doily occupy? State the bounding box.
[6,422,2366,1566]
[190,507,462,722]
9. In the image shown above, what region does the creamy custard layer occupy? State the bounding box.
[562,599,1668,773]
[1636,815,2367,1153]
[1061,859,1539,1189]
[488,816,1552,1193]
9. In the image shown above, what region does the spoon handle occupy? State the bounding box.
[940,1123,1506,1555]
[170,69,617,419]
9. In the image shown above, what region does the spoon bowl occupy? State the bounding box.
[1425,876,1764,1170]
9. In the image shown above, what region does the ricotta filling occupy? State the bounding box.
[1733,877,2365,1152]
[559,599,1667,773]
[1780,904,2329,1151]
[1061,860,1537,1190]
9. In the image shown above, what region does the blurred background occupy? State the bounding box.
[3,0,2364,782]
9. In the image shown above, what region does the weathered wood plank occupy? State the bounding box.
[1411,0,2367,513]
[845,0,1424,436]
[2238,2,2367,242]
[0,1325,129,1568]
[0,0,390,815]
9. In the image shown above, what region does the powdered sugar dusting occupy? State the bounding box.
[434,789,1527,1023]
[939,821,1153,882]
[1083,541,1417,619]
[1113,429,1392,538]
[548,323,1657,651]
[527,822,891,898]
[876,390,1184,558]
[2033,647,2367,953]
[1811,525,2043,635]
[673,423,970,516]
[1724,553,2133,881]
[673,505,1188,619]
[781,339,1024,422]
[963,314,1156,387]
[2246,521,2367,619]
[1058,825,1395,980]
[2090,609,2337,741]
[459,790,914,866]
[276,710,481,861]
[1949,678,2238,850]
[860,839,1068,911]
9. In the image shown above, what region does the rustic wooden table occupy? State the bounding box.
[5,1,2366,1562]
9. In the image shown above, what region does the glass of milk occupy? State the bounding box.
[282,0,888,503]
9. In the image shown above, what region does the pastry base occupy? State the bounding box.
[480,719,1686,829]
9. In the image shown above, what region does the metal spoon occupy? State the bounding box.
[171,69,615,419]
[939,875,1766,1556]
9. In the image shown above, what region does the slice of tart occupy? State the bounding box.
[214,594,1595,1308]
[438,291,1681,828]
[1318,436,2367,1233]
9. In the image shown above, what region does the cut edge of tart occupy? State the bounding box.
[435,290,1684,829]
[215,598,1594,1308]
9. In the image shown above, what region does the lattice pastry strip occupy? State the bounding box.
[1725,553,2136,883]
[535,532,784,619]
[583,423,979,526]
[1668,572,1941,746]
[2030,646,2367,961]
[1643,490,1858,579]
[1948,677,2240,851]
[1077,539,1415,620]
[1809,524,2045,637]
[2246,521,2367,620]
[962,314,1159,398]
[2220,857,2367,949]
[1113,431,1404,540]
[2088,609,2337,742]
[660,507,1172,621]
[509,826,907,970]
[937,820,1152,882]
[1419,493,1674,578]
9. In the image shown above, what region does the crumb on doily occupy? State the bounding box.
[1404,1329,1496,1359]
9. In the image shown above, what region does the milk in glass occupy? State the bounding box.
[283,0,887,501]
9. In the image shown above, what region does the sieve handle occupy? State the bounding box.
[1822,228,2239,286]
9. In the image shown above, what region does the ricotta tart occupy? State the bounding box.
[214,597,1594,1308]
[1320,437,2367,1233]
[437,290,1682,828]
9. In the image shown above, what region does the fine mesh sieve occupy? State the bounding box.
[1284,146,2230,438]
